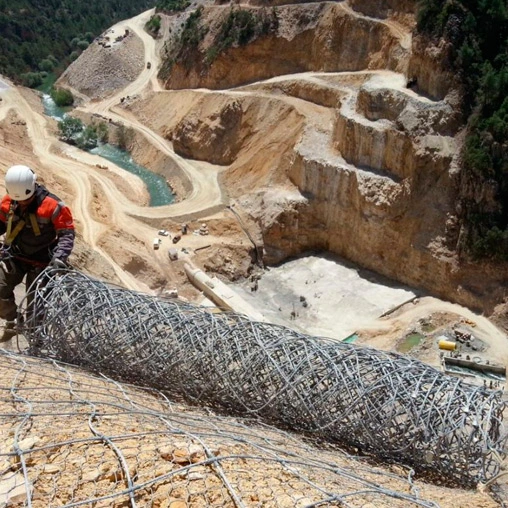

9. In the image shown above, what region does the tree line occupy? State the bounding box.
[0,0,153,87]
[418,0,508,260]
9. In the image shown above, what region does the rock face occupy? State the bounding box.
[129,0,506,313]
[163,2,412,90]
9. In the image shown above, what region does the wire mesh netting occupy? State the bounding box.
[0,349,502,508]
[15,269,508,490]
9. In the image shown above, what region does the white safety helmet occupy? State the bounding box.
[5,165,37,200]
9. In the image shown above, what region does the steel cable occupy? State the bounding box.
[20,268,507,488]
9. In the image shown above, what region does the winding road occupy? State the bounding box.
[0,6,506,368]
[0,9,229,292]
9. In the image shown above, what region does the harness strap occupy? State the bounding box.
[4,203,41,245]
[5,202,15,242]
[12,254,48,268]
[5,220,25,245]
[29,213,41,236]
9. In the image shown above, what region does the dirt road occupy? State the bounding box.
[0,8,506,374]
[0,9,230,292]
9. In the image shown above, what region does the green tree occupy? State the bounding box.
[156,0,190,13]
[0,0,154,83]
[51,87,74,107]
[78,124,99,149]
[39,58,55,72]
[21,72,43,88]
[58,116,83,144]
[145,14,161,37]
[418,0,508,260]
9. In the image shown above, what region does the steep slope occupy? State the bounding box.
[162,1,411,89]
[111,0,505,314]
[1,5,507,503]
[52,0,508,316]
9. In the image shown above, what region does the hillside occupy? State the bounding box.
[0,0,153,86]
[1,1,508,506]
[48,0,508,385]
[49,0,508,325]
[121,0,507,315]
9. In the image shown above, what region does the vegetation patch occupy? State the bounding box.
[0,0,153,87]
[159,6,207,78]
[417,0,508,261]
[205,7,278,65]
[58,116,108,150]
[160,6,278,79]
[156,0,190,14]
[51,88,74,108]
[145,14,162,38]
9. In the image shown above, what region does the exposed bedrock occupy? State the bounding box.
[139,0,505,312]
[334,113,455,181]
[279,149,453,278]
[257,150,508,313]
[164,3,409,90]
[356,86,463,135]
[407,35,458,101]
[171,100,245,165]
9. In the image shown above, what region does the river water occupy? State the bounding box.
[42,93,174,206]
[90,144,173,206]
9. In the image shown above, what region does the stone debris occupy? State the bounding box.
[58,27,144,100]
[0,471,32,506]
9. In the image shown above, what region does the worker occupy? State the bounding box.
[0,165,75,337]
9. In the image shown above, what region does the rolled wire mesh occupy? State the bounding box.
[19,269,508,488]
[3,348,481,508]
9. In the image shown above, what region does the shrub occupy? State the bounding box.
[51,87,74,107]
[145,14,162,36]
[205,7,278,65]
[21,72,44,88]
[470,226,508,261]
[78,124,99,150]
[58,116,84,143]
[180,7,206,48]
[58,117,109,150]
[156,0,190,13]
[39,58,55,72]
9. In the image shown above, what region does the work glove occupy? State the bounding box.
[48,257,68,270]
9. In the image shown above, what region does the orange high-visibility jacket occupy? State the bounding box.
[0,184,75,264]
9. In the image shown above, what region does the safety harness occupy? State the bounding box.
[4,201,41,246]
